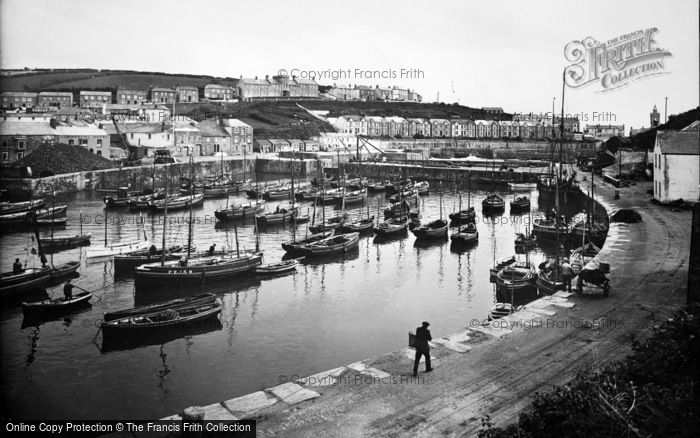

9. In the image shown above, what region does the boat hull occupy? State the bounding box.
[134,253,263,288]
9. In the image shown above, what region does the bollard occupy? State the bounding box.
[181,406,204,438]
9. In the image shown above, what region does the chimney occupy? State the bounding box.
[49,118,58,129]
[255,76,258,80]
[265,75,269,81]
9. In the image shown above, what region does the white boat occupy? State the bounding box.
[508,182,538,190]
[87,240,151,259]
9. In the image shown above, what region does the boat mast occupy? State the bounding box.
[457,177,462,234]
[187,154,194,258]
[104,197,108,247]
[161,165,169,266]
[555,68,565,271]
[50,189,55,266]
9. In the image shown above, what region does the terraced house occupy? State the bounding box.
[1,91,38,110]
[149,87,175,104]
[79,90,112,108]
[37,91,73,108]
[222,119,253,156]
[116,88,148,105]
[203,84,235,101]
[175,85,199,103]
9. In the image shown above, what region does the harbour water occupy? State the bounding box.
[0,181,589,420]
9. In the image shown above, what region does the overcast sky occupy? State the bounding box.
[1,0,698,130]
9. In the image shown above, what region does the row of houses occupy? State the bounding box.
[0,74,325,111]
[0,84,239,111]
[0,114,254,164]
[327,115,581,140]
[325,84,422,102]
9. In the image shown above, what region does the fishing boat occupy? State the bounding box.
[451,222,478,244]
[305,232,360,256]
[489,255,516,280]
[0,198,45,214]
[295,188,319,201]
[413,181,430,195]
[214,200,265,222]
[22,290,92,314]
[282,231,333,254]
[514,232,537,249]
[384,197,418,218]
[388,178,413,193]
[308,216,345,234]
[373,216,408,236]
[294,214,310,223]
[507,182,537,190]
[87,240,151,259]
[488,303,515,320]
[255,259,299,275]
[343,188,367,204]
[36,216,67,226]
[0,205,68,225]
[128,189,165,211]
[570,220,608,242]
[495,264,537,290]
[449,207,475,223]
[389,188,417,203]
[509,195,530,213]
[536,262,569,294]
[113,245,186,274]
[135,252,262,287]
[104,187,141,207]
[413,219,448,240]
[264,185,293,201]
[318,188,342,205]
[256,203,298,225]
[38,233,92,249]
[0,261,80,295]
[338,215,375,233]
[368,180,388,192]
[101,300,222,331]
[482,194,505,213]
[103,293,217,322]
[532,217,569,241]
[148,193,204,211]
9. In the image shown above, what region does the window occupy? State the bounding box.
[17,151,24,159]
[17,141,25,150]
[97,139,102,146]
[148,134,152,139]
[68,139,74,146]
[1,141,7,148]
[2,151,8,160]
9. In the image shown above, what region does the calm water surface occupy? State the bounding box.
[0,181,587,419]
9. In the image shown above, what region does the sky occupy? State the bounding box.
[0,0,698,131]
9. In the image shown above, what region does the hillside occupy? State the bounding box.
[302,100,508,121]
[629,106,699,149]
[0,68,239,92]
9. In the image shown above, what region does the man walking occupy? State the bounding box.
[413,321,433,377]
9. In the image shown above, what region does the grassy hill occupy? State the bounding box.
[629,106,699,149]
[14,143,115,176]
[0,68,238,92]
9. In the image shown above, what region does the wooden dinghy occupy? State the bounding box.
[103,293,216,322]
[22,290,92,313]
[255,259,300,275]
[101,301,222,331]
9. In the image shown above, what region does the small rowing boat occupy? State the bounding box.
[22,290,92,314]
[255,259,299,275]
[101,301,222,331]
[103,293,217,322]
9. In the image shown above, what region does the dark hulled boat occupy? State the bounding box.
[103,293,216,322]
[0,261,80,296]
[412,219,448,240]
[214,200,265,222]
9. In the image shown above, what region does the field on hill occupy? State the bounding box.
[0,69,238,91]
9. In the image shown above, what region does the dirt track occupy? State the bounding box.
[257,177,691,437]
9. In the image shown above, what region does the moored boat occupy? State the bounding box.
[449,207,476,224]
[450,222,478,244]
[256,203,298,225]
[101,301,222,331]
[482,194,505,212]
[87,240,151,259]
[413,181,430,195]
[412,219,448,240]
[0,198,46,214]
[214,200,265,222]
[305,232,360,256]
[148,193,204,212]
[38,233,92,249]
[0,261,80,295]
[22,290,92,314]
[255,259,299,275]
[343,189,367,204]
[103,293,216,322]
[495,264,538,291]
[282,231,333,254]
[509,195,530,212]
[508,182,537,190]
[337,216,375,233]
[488,303,515,320]
[134,252,263,288]
[373,216,408,236]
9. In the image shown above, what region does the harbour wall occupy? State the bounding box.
[1,157,321,199]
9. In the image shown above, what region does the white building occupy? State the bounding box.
[652,131,700,203]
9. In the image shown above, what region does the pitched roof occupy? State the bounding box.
[113,123,171,134]
[681,120,700,132]
[197,120,229,137]
[223,119,251,128]
[655,131,699,155]
[0,121,57,136]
